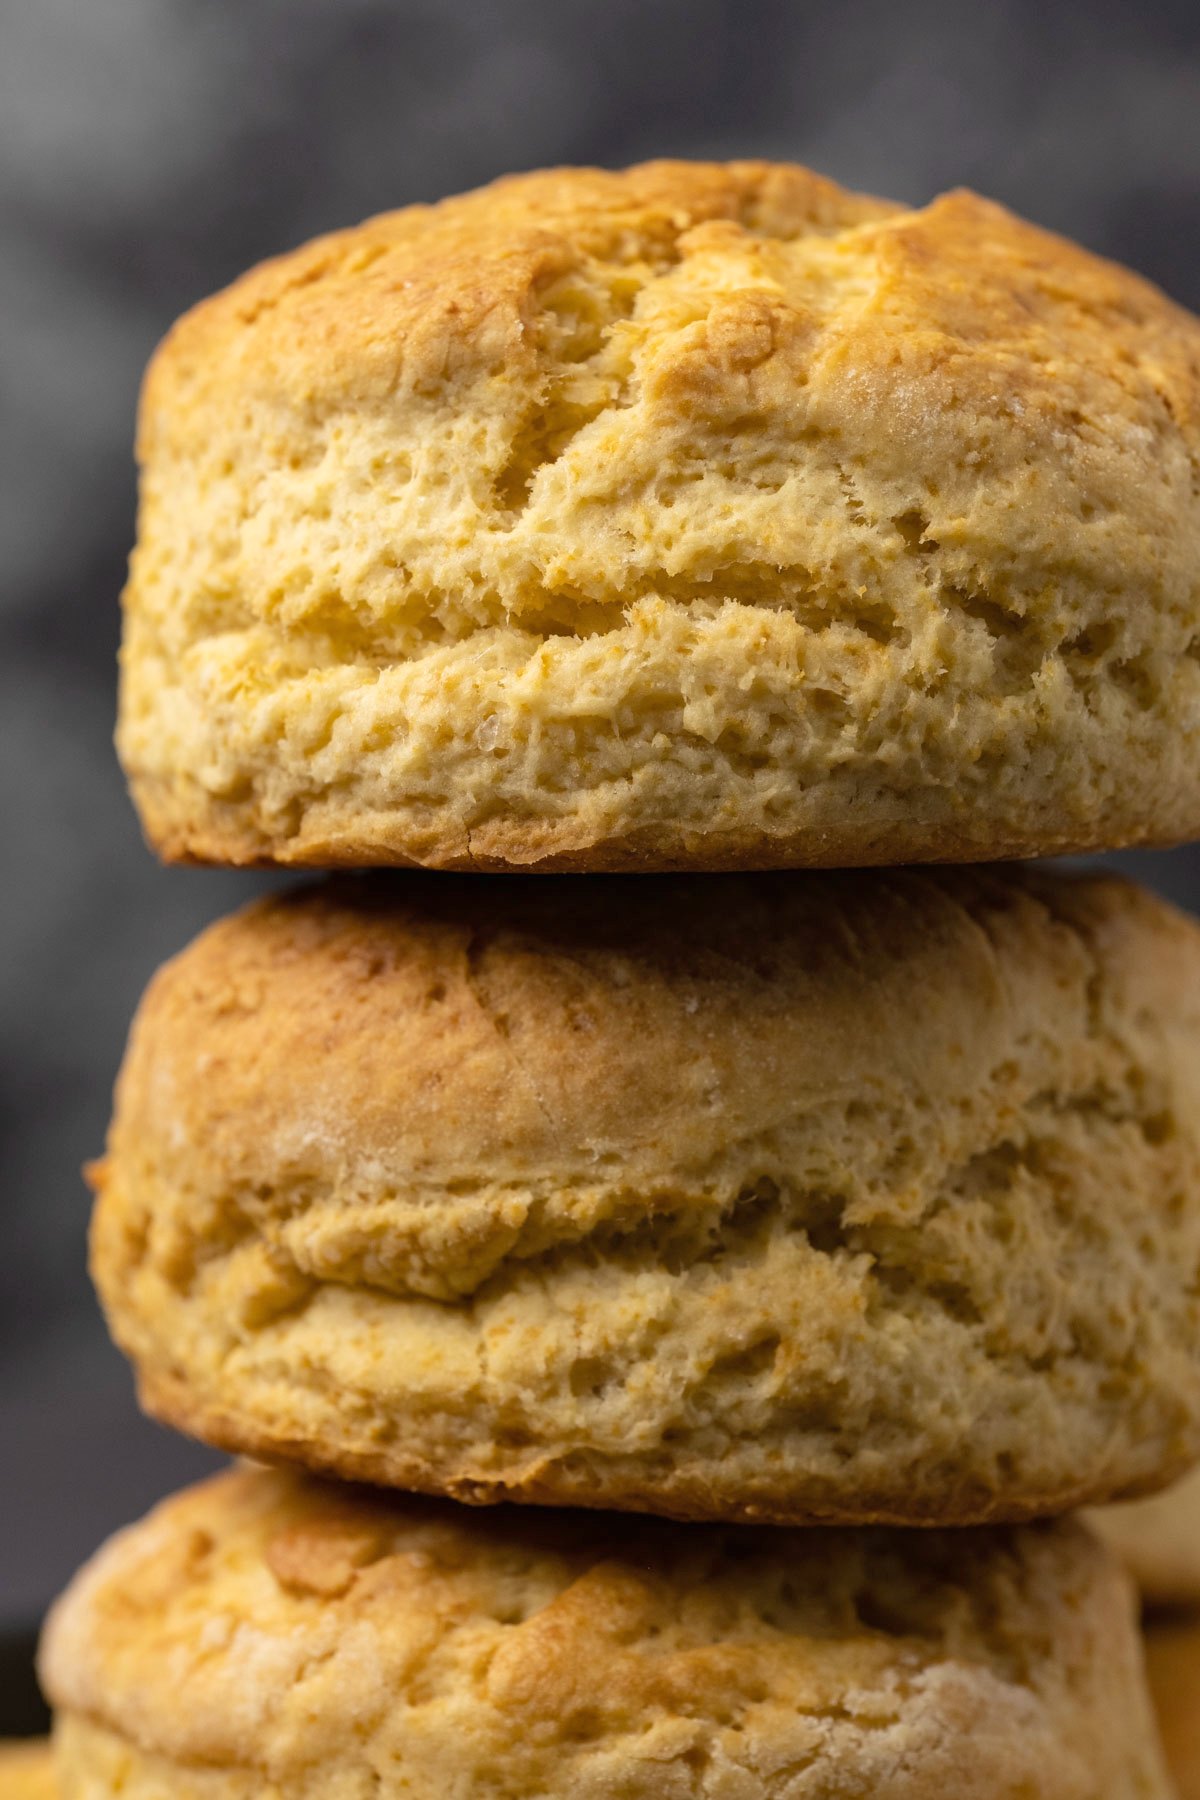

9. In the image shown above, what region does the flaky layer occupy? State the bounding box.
[93,867,1200,1524]
[118,161,1200,869]
[42,1466,1170,1800]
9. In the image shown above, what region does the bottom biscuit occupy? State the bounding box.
[40,1464,1169,1799]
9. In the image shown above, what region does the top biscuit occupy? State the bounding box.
[119,160,1200,871]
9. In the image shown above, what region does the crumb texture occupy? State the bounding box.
[117,160,1200,869]
[42,1465,1171,1799]
[92,866,1200,1524]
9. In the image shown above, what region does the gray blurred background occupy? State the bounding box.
[3,0,1200,1624]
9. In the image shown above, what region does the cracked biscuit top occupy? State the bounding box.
[40,1464,1171,1800]
[91,866,1200,1525]
[117,160,1200,869]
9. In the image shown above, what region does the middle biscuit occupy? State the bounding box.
[92,866,1200,1525]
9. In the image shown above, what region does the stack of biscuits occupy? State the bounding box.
[17,161,1200,1797]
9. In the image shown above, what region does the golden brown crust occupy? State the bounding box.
[118,160,1200,871]
[93,866,1200,1525]
[41,1465,1172,1800]
[126,791,1200,874]
[1144,1619,1200,1800]
[142,161,893,424]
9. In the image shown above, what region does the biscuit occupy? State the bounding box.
[39,1463,1171,1800]
[0,1741,56,1799]
[1090,1464,1200,1609]
[1144,1620,1200,1800]
[92,865,1200,1525]
[117,160,1200,872]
